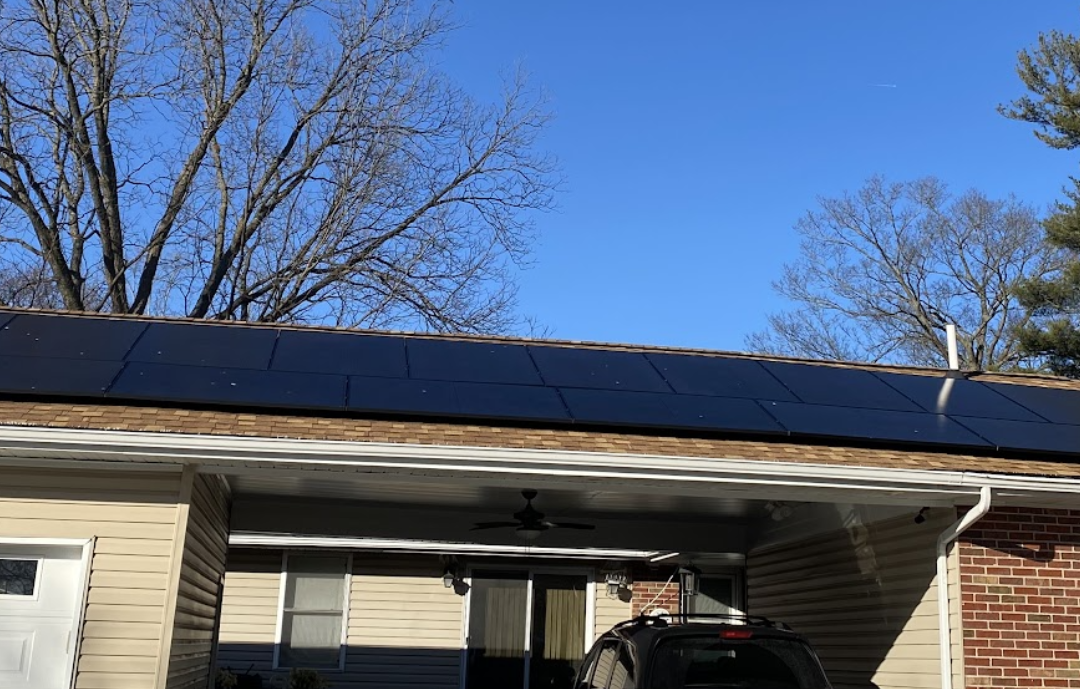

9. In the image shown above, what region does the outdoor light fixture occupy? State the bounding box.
[602,566,630,600]
[914,507,930,525]
[678,565,701,597]
[442,564,458,589]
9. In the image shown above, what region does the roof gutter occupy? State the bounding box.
[938,485,992,689]
[0,426,1077,502]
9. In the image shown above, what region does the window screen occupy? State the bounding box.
[278,554,348,669]
[0,558,38,596]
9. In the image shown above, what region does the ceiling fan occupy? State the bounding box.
[472,489,596,541]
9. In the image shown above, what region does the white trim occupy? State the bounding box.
[273,551,351,672]
[0,555,43,600]
[3,426,1080,504]
[0,536,93,689]
[231,533,665,561]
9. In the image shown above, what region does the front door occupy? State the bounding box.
[465,570,589,689]
[0,544,83,689]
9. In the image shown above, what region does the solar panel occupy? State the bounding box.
[0,314,146,360]
[347,377,568,421]
[529,347,671,392]
[761,401,991,447]
[407,339,543,386]
[647,353,797,401]
[952,416,1080,454]
[977,382,1080,425]
[873,373,1045,422]
[560,388,786,434]
[127,322,277,369]
[760,362,923,412]
[272,330,407,377]
[0,355,120,396]
[110,362,346,408]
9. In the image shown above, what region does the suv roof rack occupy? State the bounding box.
[613,612,792,632]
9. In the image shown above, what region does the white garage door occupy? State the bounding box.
[0,544,84,689]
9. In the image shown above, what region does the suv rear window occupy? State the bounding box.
[646,634,829,689]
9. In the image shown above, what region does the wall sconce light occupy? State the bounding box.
[602,566,630,600]
[678,565,701,597]
[914,507,930,525]
[442,563,459,589]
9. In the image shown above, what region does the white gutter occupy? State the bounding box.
[229,532,668,561]
[937,485,992,689]
[4,426,1080,502]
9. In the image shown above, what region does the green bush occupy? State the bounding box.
[287,668,330,689]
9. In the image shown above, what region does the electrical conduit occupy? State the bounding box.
[937,485,992,689]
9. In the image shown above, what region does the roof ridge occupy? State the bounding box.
[0,305,1074,386]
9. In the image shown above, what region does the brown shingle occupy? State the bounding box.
[1,399,1079,478]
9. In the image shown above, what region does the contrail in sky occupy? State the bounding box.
[872,83,898,88]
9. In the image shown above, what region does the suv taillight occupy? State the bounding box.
[719,629,754,639]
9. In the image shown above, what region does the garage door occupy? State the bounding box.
[0,544,84,689]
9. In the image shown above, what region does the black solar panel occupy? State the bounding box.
[761,401,991,448]
[348,376,568,421]
[0,314,146,360]
[874,373,1045,422]
[977,382,1080,425]
[760,361,923,412]
[9,309,1080,459]
[647,353,797,401]
[529,347,670,392]
[273,330,407,378]
[110,362,346,408]
[953,416,1080,454]
[560,388,786,434]
[407,339,543,386]
[128,322,277,369]
[0,355,120,396]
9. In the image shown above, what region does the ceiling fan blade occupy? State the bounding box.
[471,521,522,531]
[547,522,596,530]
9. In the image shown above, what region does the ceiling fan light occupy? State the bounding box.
[516,527,543,541]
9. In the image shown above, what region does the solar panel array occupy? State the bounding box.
[2,310,1079,456]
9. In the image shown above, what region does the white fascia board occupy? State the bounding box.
[0,425,1078,499]
[229,532,664,560]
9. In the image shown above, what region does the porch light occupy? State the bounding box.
[442,564,458,588]
[603,568,630,599]
[678,566,700,597]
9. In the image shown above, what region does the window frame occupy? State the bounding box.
[272,551,352,671]
[0,554,44,600]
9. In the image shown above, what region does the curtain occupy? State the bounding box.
[483,582,528,658]
[543,587,585,661]
[280,555,347,668]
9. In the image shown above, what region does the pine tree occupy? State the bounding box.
[1002,29,1080,376]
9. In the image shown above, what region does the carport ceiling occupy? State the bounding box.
[226,473,768,520]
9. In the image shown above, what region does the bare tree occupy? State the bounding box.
[746,176,1064,370]
[0,0,555,332]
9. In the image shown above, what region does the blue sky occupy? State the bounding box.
[438,2,1080,350]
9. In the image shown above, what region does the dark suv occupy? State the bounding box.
[574,614,832,689]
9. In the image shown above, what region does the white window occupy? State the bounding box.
[275,553,350,670]
[0,557,42,598]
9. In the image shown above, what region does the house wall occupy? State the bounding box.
[165,474,231,689]
[958,506,1080,689]
[217,548,635,687]
[0,464,186,689]
[747,508,962,689]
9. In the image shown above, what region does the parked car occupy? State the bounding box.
[575,614,832,689]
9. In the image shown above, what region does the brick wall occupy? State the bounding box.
[630,565,681,617]
[959,507,1080,688]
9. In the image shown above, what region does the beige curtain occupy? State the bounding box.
[483,583,528,658]
[543,587,585,661]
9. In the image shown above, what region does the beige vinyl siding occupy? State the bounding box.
[216,549,281,672]
[0,465,184,689]
[348,556,462,687]
[747,509,959,689]
[218,550,464,687]
[166,474,231,689]
[594,586,630,639]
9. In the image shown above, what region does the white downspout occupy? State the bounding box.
[937,485,992,689]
